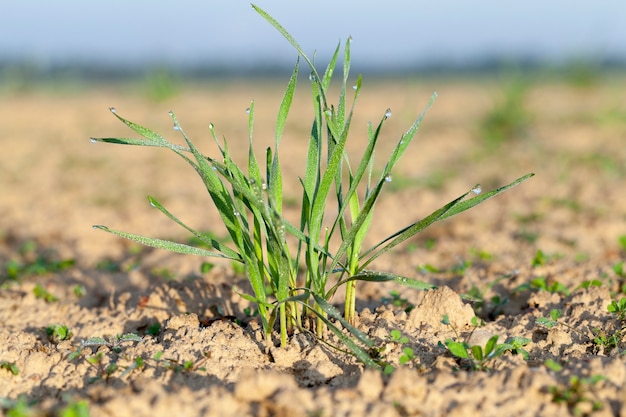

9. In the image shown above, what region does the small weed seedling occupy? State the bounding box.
[535,306,622,353]
[515,276,570,296]
[91,4,533,366]
[0,361,19,376]
[439,316,530,371]
[45,324,73,344]
[548,374,605,415]
[376,329,420,375]
[33,283,59,302]
[381,290,415,313]
[1,239,75,285]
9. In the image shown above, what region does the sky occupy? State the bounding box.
[1,1,625,71]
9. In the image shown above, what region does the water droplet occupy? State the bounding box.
[325,109,332,117]
[471,184,482,195]
[384,108,392,119]
[261,182,267,190]
[309,72,317,82]
[384,174,393,183]
[352,84,358,90]
[109,107,117,114]
[168,110,174,117]
[234,211,241,217]
[150,200,157,208]
[173,125,180,131]
[90,139,97,143]
[212,166,217,171]
[245,108,250,114]
[208,122,214,130]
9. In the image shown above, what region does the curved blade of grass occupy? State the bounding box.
[312,293,372,347]
[91,137,163,147]
[309,294,379,369]
[328,94,437,275]
[359,192,469,270]
[108,109,169,146]
[327,270,436,298]
[275,60,298,149]
[251,4,325,106]
[438,173,535,221]
[92,225,235,259]
[147,196,241,261]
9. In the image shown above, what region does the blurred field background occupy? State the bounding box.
[1,1,625,273]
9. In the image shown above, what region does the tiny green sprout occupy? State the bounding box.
[607,297,626,321]
[549,375,605,414]
[381,290,415,313]
[200,262,215,273]
[531,249,548,267]
[59,400,90,417]
[544,358,563,372]
[613,262,625,278]
[120,356,146,377]
[577,279,602,290]
[536,309,563,328]
[516,277,570,295]
[146,322,161,336]
[618,235,626,252]
[0,361,19,376]
[45,324,72,343]
[72,284,86,298]
[33,283,59,302]
[389,329,409,344]
[399,347,415,365]
[2,396,32,417]
[439,316,528,371]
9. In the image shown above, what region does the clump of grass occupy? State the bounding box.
[91,5,533,366]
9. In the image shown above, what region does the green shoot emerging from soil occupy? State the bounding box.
[91,5,533,365]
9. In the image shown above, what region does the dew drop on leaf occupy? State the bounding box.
[173,125,180,131]
[90,139,97,143]
[109,107,117,114]
[353,84,358,90]
[245,108,250,114]
[471,184,482,195]
[385,174,393,183]
[384,108,392,119]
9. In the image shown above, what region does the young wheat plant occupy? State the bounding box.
[92,4,533,367]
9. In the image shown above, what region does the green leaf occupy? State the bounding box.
[439,173,535,221]
[536,317,558,328]
[471,345,484,361]
[484,335,499,357]
[146,196,242,261]
[445,340,469,359]
[93,225,234,259]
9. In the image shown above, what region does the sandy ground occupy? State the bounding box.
[1,74,626,416]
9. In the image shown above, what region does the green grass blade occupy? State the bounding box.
[275,60,299,148]
[92,225,235,259]
[322,42,340,91]
[90,137,163,147]
[437,173,535,220]
[359,192,469,269]
[108,109,169,145]
[252,6,321,86]
[146,196,242,261]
